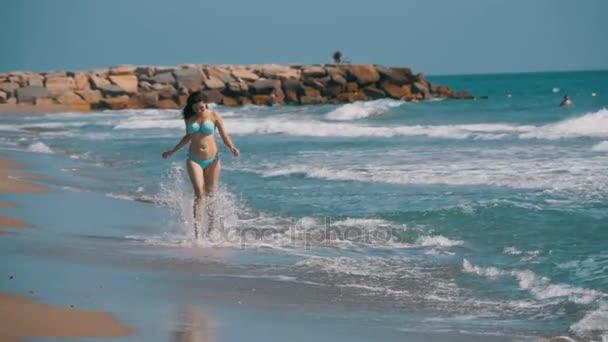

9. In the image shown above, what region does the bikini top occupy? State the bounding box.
[187,119,216,135]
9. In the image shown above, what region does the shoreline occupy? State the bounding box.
[0,156,134,341]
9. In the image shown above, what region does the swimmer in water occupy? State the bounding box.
[560,95,573,107]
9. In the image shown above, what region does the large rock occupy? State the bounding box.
[276,69,301,80]
[326,66,346,78]
[435,85,452,98]
[303,76,329,90]
[362,87,386,100]
[302,86,321,98]
[98,84,129,97]
[141,92,160,107]
[376,66,412,85]
[201,89,223,104]
[204,76,225,90]
[260,64,290,78]
[249,79,281,94]
[252,95,271,106]
[282,79,303,103]
[412,81,431,99]
[239,97,252,105]
[135,66,156,78]
[336,92,368,103]
[150,71,175,84]
[158,99,179,109]
[72,73,89,90]
[231,68,259,82]
[56,92,90,110]
[321,84,344,97]
[45,76,76,96]
[35,98,56,106]
[75,90,102,104]
[174,68,204,91]
[300,95,328,105]
[330,74,347,86]
[109,75,138,94]
[138,81,152,91]
[0,91,7,103]
[25,74,44,87]
[16,86,49,103]
[302,66,326,77]
[109,65,137,75]
[226,81,249,95]
[347,64,380,85]
[98,95,130,109]
[0,82,19,95]
[380,81,408,99]
[90,75,111,89]
[205,67,234,83]
[151,83,176,99]
[222,96,239,107]
[8,72,28,86]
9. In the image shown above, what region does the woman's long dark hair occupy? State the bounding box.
[182,91,206,120]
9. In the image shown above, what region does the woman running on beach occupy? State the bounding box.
[162,91,240,239]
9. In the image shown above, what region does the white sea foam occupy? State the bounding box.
[325,99,403,121]
[415,235,463,247]
[226,108,607,140]
[27,142,54,154]
[107,108,608,142]
[521,108,608,140]
[249,153,608,194]
[113,118,183,130]
[569,301,608,338]
[592,141,608,152]
[463,259,604,305]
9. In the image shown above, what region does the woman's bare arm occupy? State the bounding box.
[214,112,240,157]
[162,121,191,158]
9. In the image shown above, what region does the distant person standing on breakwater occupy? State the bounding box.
[333,51,343,64]
[162,91,240,240]
[560,95,573,107]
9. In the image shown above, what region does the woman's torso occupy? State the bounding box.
[187,112,218,160]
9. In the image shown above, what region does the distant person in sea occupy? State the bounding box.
[162,91,240,239]
[560,95,573,107]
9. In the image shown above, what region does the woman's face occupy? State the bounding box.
[193,101,208,114]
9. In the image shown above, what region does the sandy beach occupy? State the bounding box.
[0,156,134,341]
[0,104,87,115]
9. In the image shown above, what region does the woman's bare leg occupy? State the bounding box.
[186,160,205,239]
[203,159,221,235]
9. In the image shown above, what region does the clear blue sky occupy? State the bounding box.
[1,0,606,75]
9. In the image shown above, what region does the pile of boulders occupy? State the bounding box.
[0,64,472,110]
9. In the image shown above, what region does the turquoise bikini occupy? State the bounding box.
[187,120,219,169]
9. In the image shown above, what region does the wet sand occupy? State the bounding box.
[0,157,135,341]
[0,104,87,115]
[0,293,133,340]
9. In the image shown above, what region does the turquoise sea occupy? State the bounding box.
[1,70,607,341]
